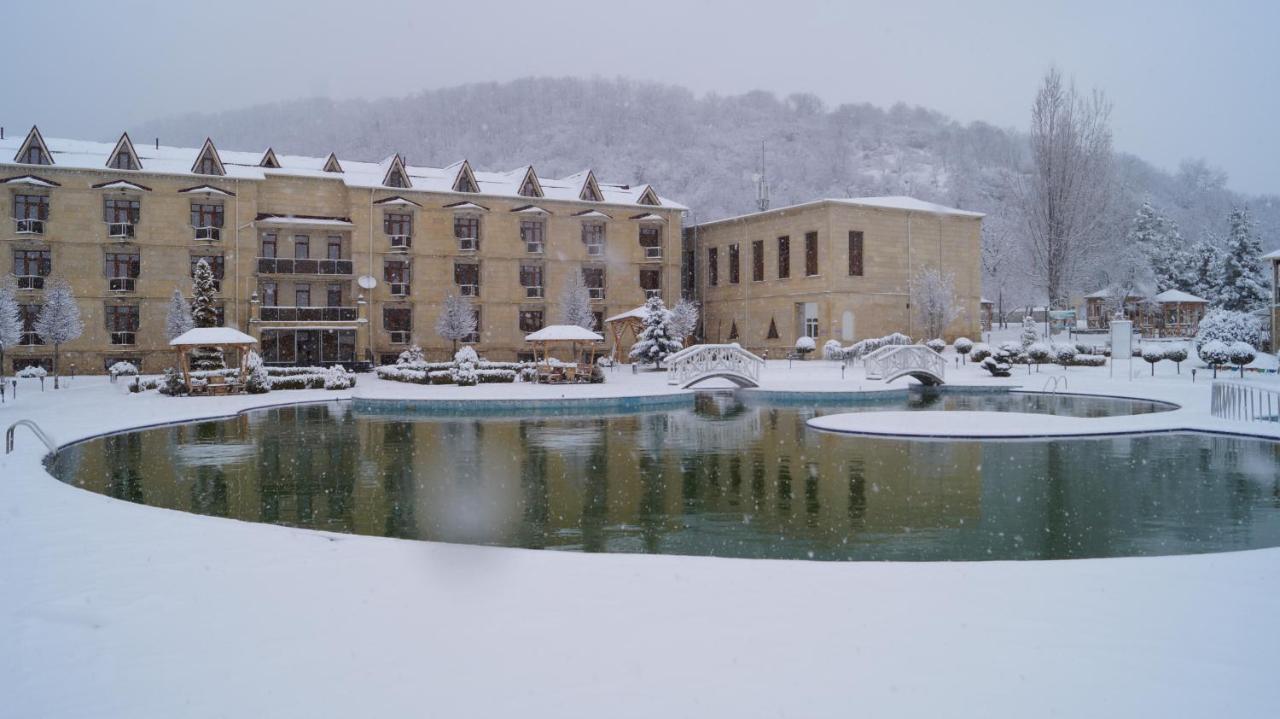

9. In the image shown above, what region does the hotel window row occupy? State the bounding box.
[706,230,864,286]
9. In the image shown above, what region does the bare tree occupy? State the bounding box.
[34,278,84,388]
[435,294,477,353]
[912,267,963,340]
[1015,68,1114,308]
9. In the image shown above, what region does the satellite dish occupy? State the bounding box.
[357,275,377,290]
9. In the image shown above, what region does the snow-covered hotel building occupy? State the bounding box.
[0,127,683,372]
[690,197,983,353]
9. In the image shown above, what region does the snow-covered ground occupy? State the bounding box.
[3,345,1280,717]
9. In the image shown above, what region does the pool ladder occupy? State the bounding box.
[5,419,57,455]
[1042,375,1069,395]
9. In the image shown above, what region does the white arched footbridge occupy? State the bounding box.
[863,344,946,385]
[666,344,765,389]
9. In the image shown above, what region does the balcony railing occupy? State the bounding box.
[16,275,45,290]
[194,226,221,241]
[15,218,45,234]
[457,237,478,252]
[108,277,137,293]
[389,282,410,297]
[20,332,43,346]
[256,257,353,275]
[108,222,135,239]
[458,284,479,297]
[389,330,411,344]
[109,331,137,346]
[644,246,663,260]
[259,306,359,322]
[389,234,411,250]
[588,287,605,301]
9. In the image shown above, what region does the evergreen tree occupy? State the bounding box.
[34,279,84,389]
[1187,240,1225,301]
[1020,313,1039,348]
[0,276,21,383]
[435,294,477,353]
[188,259,225,370]
[165,288,194,341]
[558,270,596,330]
[1129,202,1193,292]
[1216,206,1268,312]
[628,295,681,367]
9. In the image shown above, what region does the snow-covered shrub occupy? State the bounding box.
[519,365,539,383]
[925,338,946,354]
[969,343,992,362]
[108,361,138,378]
[244,351,270,394]
[476,369,516,383]
[1195,309,1261,356]
[823,339,844,360]
[428,370,454,385]
[1052,343,1077,366]
[1020,315,1039,348]
[1131,344,1144,358]
[452,346,479,386]
[1164,344,1188,373]
[1141,344,1165,374]
[324,365,355,390]
[128,377,160,393]
[1199,340,1230,373]
[160,367,185,396]
[1228,341,1256,371]
[1068,354,1106,367]
[953,337,973,357]
[980,346,1013,377]
[596,356,615,367]
[17,365,47,378]
[396,345,425,365]
[794,336,816,357]
[1026,342,1051,365]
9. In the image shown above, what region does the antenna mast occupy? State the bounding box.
[755,140,770,212]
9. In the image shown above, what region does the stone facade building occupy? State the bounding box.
[690,197,982,354]
[1,126,682,372]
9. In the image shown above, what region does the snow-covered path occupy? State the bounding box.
[3,358,1280,717]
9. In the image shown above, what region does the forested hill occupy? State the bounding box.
[133,77,1277,300]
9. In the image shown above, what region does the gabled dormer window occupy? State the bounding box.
[517,167,542,198]
[579,171,603,202]
[452,160,478,193]
[637,186,661,206]
[382,155,410,189]
[192,138,225,176]
[106,133,141,171]
[323,153,343,173]
[259,148,281,168]
[14,126,52,166]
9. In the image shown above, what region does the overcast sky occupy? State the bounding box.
[4,0,1277,194]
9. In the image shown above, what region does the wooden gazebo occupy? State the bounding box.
[525,325,604,383]
[170,327,258,395]
[1143,289,1209,338]
[604,306,646,363]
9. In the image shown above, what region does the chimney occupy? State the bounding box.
[1,127,5,140]
[155,137,159,150]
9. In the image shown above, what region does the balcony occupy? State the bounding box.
[259,306,359,322]
[109,331,137,346]
[16,275,45,291]
[389,234,411,251]
[108,277,137,293]
[15,218,45,235]
[458,284,479,297]
[108,222,135,239]
[194,226,221,241]
[524,285,544,299]
[256,257,353,275]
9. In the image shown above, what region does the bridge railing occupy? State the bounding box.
[666,344,765,387]
[1211,380,1280,423]
[864,345,945,382]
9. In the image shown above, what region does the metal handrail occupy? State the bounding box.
[6,419,58,455]
[1042,375,1068,394]
[1211,380,1280,423]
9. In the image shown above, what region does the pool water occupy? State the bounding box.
[49,392,1280,561]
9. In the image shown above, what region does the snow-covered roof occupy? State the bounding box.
[605,307,648,323]
[255,214,354,227]
[524,325,604,342]
[0,130,686,210]
[696,195,982,228]
[1262,248,1280,261]
[979,297,993,305]
[170,327,257,347]
[1151,289,1208,304]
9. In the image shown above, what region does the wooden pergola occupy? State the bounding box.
[169,327,258,395]
[525,325,604,383]
[604,306,646,363]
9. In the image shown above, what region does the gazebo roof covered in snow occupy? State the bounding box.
[524,325,604,342]
[1261,248,1280,261]
[1150,289,1208,304]
[169,327,258,347]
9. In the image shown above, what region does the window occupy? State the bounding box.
[383,212,412,236]
[326,283,343,307]
[728,320,739,340]
[848,230,864,276]
[103,197,140,224]
[592,310,604,331]
[195,154,220,175]
[519,175,540,198]
[707,247,719,287]
[295,284,311,307]
[104,251,140,279]
[801,302,819,338]
[19,305,42,345]
[582,266,605,300]
[767,317,779,340]
[521,220,545,253]
[293,235,310,259]
[13,194,49,220]
[640,267,662,298]
[14,249,51,287]
[582,222,605,256]
[777,236,790,279]
[519,309,544,333]
[804,232,819,276]
[384,259,411,295]
[520,263,544,298]
[190,203,224,228]
[19,145,49,165]
[105,304,139,344]
[260,233,278,258]
[728,244,740,284]
[108,151,138,171]
[454,263,480,296]
[454,215,480,251]
[260,281,277,305]
[326,235,342,260]
[383,307,412,337]
[639,225,662,260]
[752,240,764,282]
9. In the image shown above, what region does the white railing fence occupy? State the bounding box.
[863,345,946,383]
[666,344,765,387]
[1211,381,1280,423]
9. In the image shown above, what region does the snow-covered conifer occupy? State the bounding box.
[34,279,84,388]
[629,295,681,367]
[558,271,597,330]
[165,288,194,341]
[1216,206,1268,312]
[1129,202,1193,293]
[436,294,477,353]
[188,260,226,370]
[1187,240,1225,301]
[0,277,22,382]
[1020,314,1039,348]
